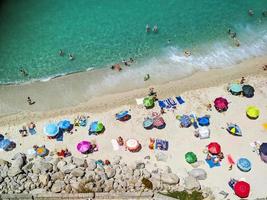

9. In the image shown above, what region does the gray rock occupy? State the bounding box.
[184,175,201,191]
[51,171,65,181]
[85,171,95,180]
[142,169,151,179]
[189,168,207,180]
[8,166,22,177]
[57,160,67,170]
[60,163,76,174]
[51,180,65,193]
[133,169,141,178]
[11,153,26,168]
[70,180,80,191]
[105,167,116,179]
[135,161,145,169]
[30,188,47,194]
[0,177,3,184]
[86,159,96,171]
[112,155,121,165]
[33,160,53,173]
[39,174,50,186]
[161,173,179,185]
[104,179,114,192]
[155,152,168,162]
[0,159,10,166]
[72,157,85,167]
[0,165,9,178]
[71,168,85,177]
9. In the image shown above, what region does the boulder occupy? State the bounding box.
[155,152,168,162]
[105,167,116,179]
[161,173,179,185]
[142,169,151,179]
[11,153,26,168]
[30,188,47,194]
[72,157,85,167]
[8,166,22,177]
[22,162,34,173]
[184,175,201,191]
[33,160,53,173]
[51,180,65,193]
[57,160,67,170]
[189,168,207,180]
[86,159,96,171]
[0,159,10,166]
[60,163,76,174]
[1,164,9,178]
[112,155,122,165]
[71,168,85,177]
[135,161,145,169]
[39,174,50,186]
[51,171,65,181]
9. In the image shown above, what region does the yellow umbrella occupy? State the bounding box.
[263,123,267,130]
[246,106,260,119]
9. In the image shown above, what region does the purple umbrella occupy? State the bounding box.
[77,141,92,153]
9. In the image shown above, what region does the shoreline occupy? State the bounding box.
[0,54,267,124]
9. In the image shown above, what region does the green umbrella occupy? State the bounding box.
[185,152,197,164]
[229,83,242,95]
[143,97,154,108]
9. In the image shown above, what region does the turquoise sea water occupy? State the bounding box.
[0,0,267,84]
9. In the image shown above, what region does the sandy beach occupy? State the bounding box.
[0,56,267,199]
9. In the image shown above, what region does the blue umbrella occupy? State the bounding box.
[0,139,11,150]
[179,115,192,128]
[116,111,129,120]
[0,134,4,141]
[237,158,251,172]
[44,123,59,137]
[58,120,71,129]
[197,116,210,126]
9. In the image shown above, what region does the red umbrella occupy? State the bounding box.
[214,97,228,112]
[234,181,250,198]
[153,116,165,128]
[207,142,221,155]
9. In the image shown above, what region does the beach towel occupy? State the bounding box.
[56,131,64,141]
[155,139,169,151]
[164,98,177,108]
[176,96,185,104]
[227,154,235,165]
[205,157,221,168]
[136,98,144,105]
[158,100,166,108]
[111,139,119,151]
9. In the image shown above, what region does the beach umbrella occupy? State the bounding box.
[58,120,71,130]
[246,106,260,119]
[237,158,251,172]
[207,142,221,155]
[77,141,92,154]
[229,83,242,95]
[143,117,154,129]
[126,139,141,152]
[197,116,210,126]
[179,115,192,128]
[214,97,228,112]
[259,143,267,163]
[116,111,130,121]
[36,146,48,157]
[234,181,250,198]
[143,97,154,109]
[197,127,210,139]
[242,85,254,98]
[153,116,165,129]
[0,139,11,150]
[185,152,197,164]
[44,123,59,137]
[89,121,104,133]
[227,123,242,136]
[0,134,4,141]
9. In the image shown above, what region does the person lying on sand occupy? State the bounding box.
[240,77,245,84]
[19,126,28,137]
[206,103,212,111]
[117,136,124,146]
[262,65,267,71]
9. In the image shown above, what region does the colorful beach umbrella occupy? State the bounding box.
[229,83,242,95]
[214,97,228,112]
[207,142,221,155]
[44,123,59,137]
[153,116,165,129]
[116,111,130,121]
[237,158,251,172]
[185,152,197,164]
[77,141,92,153]
[227,123,242,136]
[246,106,260,119]
[242,85,255,98]
[143,117,154,129]
[234,181,250,198]
[143,97,154,109]
[89,121,104,133]
[197,116,210,126]
[259,143,267,163]
[36,147,48,157]
[126,139,141,152]
[0,139,11,150]
[58,120,71,130]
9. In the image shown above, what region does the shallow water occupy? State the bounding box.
[0,0,267,84]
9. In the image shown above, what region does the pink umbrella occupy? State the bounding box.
[214,97,229,112]
[153,116,165,129]
[77,141,92,153]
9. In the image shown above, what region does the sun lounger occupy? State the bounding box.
[176,96,185,104]
[164,98,177,108]
[158,100,166,108]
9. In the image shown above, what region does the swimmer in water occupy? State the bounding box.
[184,50,191,57]
[20,68,29,77]
[69,54,75,61]
[248,9,254,16]
[146,24,150,33]
[59,49,64,56]
[153,25,158,33]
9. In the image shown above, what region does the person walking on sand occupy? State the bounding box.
[27,97,35,105]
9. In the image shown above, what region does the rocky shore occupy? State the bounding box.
[0,153,214,199]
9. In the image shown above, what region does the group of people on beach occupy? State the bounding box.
[111,57,134,72]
